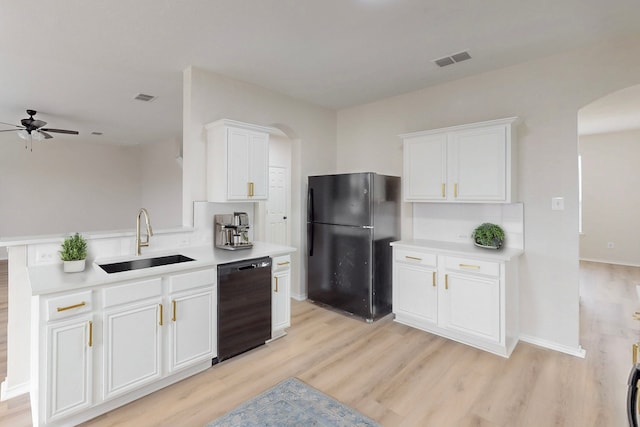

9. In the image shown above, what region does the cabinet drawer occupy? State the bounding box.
[272,255,291,272]
[394,249,437,267]
[168,269,216,294]
[444,256,499,277]
[103,278,163,308]
[46,290,93,321]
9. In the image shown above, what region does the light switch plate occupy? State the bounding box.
[551,197,564,211]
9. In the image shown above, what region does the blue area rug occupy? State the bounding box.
[205,378,381,427]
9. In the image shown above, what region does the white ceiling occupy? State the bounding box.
[1,0,639,146]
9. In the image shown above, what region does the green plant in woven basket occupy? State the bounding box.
[59,233,88,261]
[472,223,505,248]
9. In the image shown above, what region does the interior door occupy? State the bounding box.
[266,166,289,245]
[307,223,373,319]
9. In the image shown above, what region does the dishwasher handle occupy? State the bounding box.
[238,261,270,270]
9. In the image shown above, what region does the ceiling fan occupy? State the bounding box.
[0,109,79,150]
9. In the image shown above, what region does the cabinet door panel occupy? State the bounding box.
[403,135,447,201]
[450,127,506,201]
[103,300,162,400]
[170,289,215,372]
[47,316,92,422]
[249,132,269,199]
[272,269,291,333]
[227,128,251,199]
[441,273,499,342]
[394,263,437,323]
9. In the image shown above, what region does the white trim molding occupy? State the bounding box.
[579,257,640,268]
[519,334,586,358]
[1,378,29,401]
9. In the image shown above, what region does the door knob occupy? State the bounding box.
[283,216,287,220]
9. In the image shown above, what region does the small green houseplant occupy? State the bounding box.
[472,223,505,249]
[60,233,88,272]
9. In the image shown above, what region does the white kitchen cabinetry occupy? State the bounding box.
[271,255,291,338]
[206,119,275,201]
[392,244,519,357]
[102,279,163,400]
[168,270,216,372]
[401,117,518,203]
[31,268,216,426]
[31,290,94,426]
[392,249,438,325]
[45,314,94,422]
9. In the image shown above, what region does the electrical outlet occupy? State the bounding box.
[607,242,614,249]
[36,250,56,264]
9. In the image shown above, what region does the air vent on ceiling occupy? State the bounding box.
[133,93,157,102]
[433,50,472,67]
[91,132,103,136]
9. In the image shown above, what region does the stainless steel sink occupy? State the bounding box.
[98,254,195,274]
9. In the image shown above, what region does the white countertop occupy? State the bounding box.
[29,242,296,296]
[391,239,523,262]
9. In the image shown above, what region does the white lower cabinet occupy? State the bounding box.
[271,255,291,338]
[45,314,93,422]
[32,268,216,426]
[103,298,163,400]
[392,245,518,357]
[168,287,215,372]
[439,271,500,343]
[392,250,438,325]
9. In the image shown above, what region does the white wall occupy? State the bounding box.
[579,129,640,266]
[139,139,183,229]
[0,137,183,259]
[335,34,640,353]
[182,66,337,298]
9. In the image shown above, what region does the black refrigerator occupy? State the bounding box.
[307,172,400,322]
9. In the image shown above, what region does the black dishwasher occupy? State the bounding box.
[216,257,272,363]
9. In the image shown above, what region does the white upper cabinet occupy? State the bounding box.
[403,134,447,201]
[401,117,518,203]
[206,119,276,202]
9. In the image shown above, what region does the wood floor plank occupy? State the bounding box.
[0,260,636,426]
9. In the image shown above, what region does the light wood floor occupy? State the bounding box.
[0,260,636,426]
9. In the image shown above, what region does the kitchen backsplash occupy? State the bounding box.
[412,203,524,249]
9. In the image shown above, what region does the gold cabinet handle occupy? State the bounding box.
[275,276,279,293]
[57,301,86,312]
[454,183,458,198]
[277,261,290,266]
[432,271,436,287]
[634,343,639,364]
[88,321,93,347]
[172,300,177,322]
[405,256,422,261]
[247,181,255,197]
[459,264,481,270]
[445,274,449,290]
[441,183,445,198]
[159,304,163,326]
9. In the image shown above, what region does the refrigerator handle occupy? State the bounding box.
[308,223,314,257]
[307,187,314,223]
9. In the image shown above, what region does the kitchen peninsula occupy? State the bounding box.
[2,228,294,427]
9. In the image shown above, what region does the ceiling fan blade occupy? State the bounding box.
[39,131,53,139]
[41,128,79,135]
[0,121,23,128]
[30,119,46,128]
[0,129,21,132]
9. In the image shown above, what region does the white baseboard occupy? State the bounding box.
[519,334,586,358]
[291,293,307,301]
[579,257,640,268]
[1,378,29,401]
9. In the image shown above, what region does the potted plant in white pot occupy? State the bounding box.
[60,233,88,273]
[472,223,505,249]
